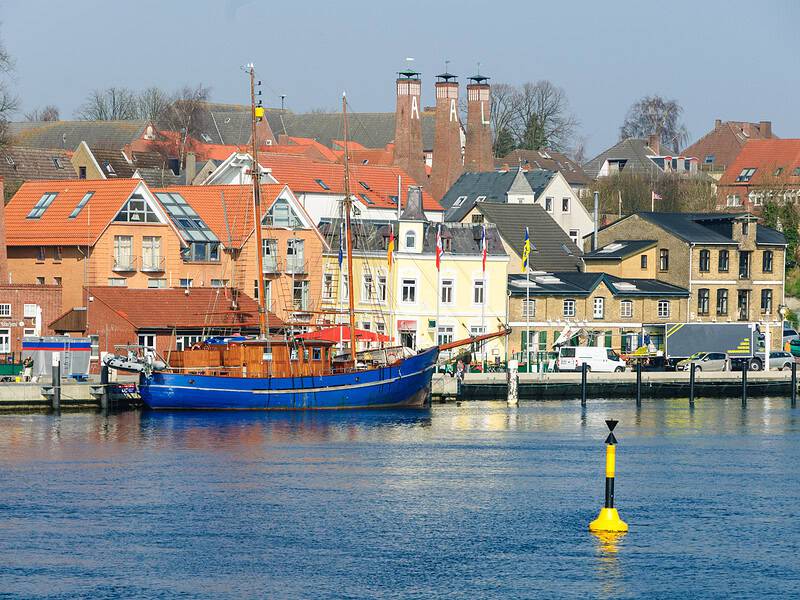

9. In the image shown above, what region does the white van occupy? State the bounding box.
[557,346,626,373]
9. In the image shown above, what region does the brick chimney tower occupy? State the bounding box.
[429,72,463,201]
[392,69,427,185]
[0,177,7,284]
[464,74,493,172]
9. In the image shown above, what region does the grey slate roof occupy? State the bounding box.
[497,149,591,186]
[583,138,661,179]
[583,239,657,261]
[475,202,583,272]
[90,148,136,178]
[318,220,506,256]
[508,272,689,297]
[440,168,555,222]
[136,166,186,187]
[9,120,149,150]
[0,146,75,187]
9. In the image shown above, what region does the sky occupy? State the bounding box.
[1,0,798,157]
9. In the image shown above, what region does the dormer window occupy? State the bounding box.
[405,230,416,250]
[453,195,467,208]
[52,157,64,169]
[315,178,330,190]
[103,161,117,176]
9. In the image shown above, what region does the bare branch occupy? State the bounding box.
[76,87,139,120]
[619,95,689,153]
[25,105,59,122]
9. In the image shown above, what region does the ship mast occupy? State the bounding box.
[341,93,359,368]
[248,63,269,341]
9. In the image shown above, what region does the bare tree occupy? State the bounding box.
[24,105,60,122]
[76,87,139,120]
[513,81,578,153]
[490,83,517,146]
[137,87,171,122]
[158,84,211,138]
[569,135,588,164]
[620,95,688,153]
[0,30,18,148]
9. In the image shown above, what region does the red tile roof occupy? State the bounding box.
[88,286,284,329]
[683,121,779,171]
[260,153,440,212]
[718,139,800,186]
[285,137,339,162]
[151,184,288,248]
[5,179,142,246]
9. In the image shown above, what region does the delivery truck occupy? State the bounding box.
[664,323,763,371]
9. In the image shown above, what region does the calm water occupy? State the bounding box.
[0,398,799,599]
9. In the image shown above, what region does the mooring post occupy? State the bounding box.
[100,364,110,412]
[581,362,588,406]
[741,364,748,407]
[635,362,642,407]
[689,362,696,405]
[507,359,519,406]
[792,361,797,407]
[51,353,61,412]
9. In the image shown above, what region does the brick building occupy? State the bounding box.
[0,284,62,356]
[683,119,777,177]
[429,73,463,202]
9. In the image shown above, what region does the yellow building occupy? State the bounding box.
[319,187,510,361]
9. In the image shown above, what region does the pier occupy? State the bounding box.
[0,377,139,411]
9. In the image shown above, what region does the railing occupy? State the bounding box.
[112,256,137,272]
[262,256,279,273]
[285,256,306,274]
[141,256,165,273]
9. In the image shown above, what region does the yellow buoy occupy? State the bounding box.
[589,419,628,533]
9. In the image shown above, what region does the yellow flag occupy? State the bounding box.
[387,224,395,269]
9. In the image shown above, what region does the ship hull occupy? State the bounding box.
[139,347,438,410]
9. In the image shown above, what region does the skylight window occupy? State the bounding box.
[475,195,487,202]
[5,156,14,166]
[201,133,213,143]
[704,155,715,164]
[453,195,467,207]
[389,195,399,204]
[359,193,374,205]
[774,167,784,177]
[68,192,94,219]
[52,157,64,169]
[27,192,58,218]
[794,167,800,176]
[103,161,117,176]
[736,167,756,182]
[315,178,330,190]
[359,181,371,190]
[599,243,625,253]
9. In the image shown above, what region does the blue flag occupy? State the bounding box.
[338,222,344,268]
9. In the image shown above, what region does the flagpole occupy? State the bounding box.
[526,264,531,371]
[481,224,486,372]
[435,224,441,355]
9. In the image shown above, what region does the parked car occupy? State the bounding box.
[556,346,626,373]
[790,338,800,358]
[769,351,795,371]
[675,352,729,372]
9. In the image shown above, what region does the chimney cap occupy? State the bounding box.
[468,74,490,84]
[397,69,421,79]
[435,72,457,82]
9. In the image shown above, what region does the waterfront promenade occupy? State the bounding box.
[0,399,797,598]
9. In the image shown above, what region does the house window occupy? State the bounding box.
[620,300,633,318]
[704,155,715,164]
[405,231,416,250]
[453,195,467,207]
[762,250,773,273]
[562,197,570,213]
[377,274,387,302]
[738,290,749,320]
[659,249,669,271]
[717,289,728,315]
[113,236,134,271]
[401,278,416,303]
[293,280,309,310]
[569,230,579,245]
[53,277,61,286]
[726,194,741,207]
[0,304,10,317]
[24,304,37,318]
[286,239,305,272]
[114,194,159,223]
[78,166,87,179]
[322,273,335,300]
[137,335,156,351]
[210,279,228,288]
[699,249,710,272]
[312,347,322,361]
[341,275,348,301]
[262,238,278,272]
[0,329,10,353]
[735,168,756,182]
[37,246,46,262]
[544,197,553,212]
[376,322,386,337]
[90,335,99,359]
[563,299,576,318]
[27,192,58,218]
[179,278,193,288]
[147,278,167,288]
[437,325,454,346]
[523,299,535,318]
[36,277,45,285]
[176,335,203,351]
[362,273,374,300]
[251,280,272,307]
[142,236,162,271]
[442,237,452,252]
[593,297,605,319]
[739,251,751,279]
[742,222,750,236]
[473,279,485,304]
[640,255,647,269]
[268,199,300,228]
[657,300,670,319]
[441,278,454,304]
[719,250,730,272]
[108,278,126,287]
[761,289,773,314]
[53,246,63,262]
[697,288,710,315]
[471,214,484,224]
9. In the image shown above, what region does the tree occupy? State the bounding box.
[0,30,18,149]
[762,200,799,268]
[512,81,577,153]
[76,87,139,120]
[158,84,211,139]
[490,83,517,154]
[136,87,171,122]
[493,127,516,159]
[619,95,688,153]
[24,105,59,122]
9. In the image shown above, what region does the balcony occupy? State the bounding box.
[262,256,279,274]
[141,256,165,273]
[112,256,137,272]
[285,256,306,274]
